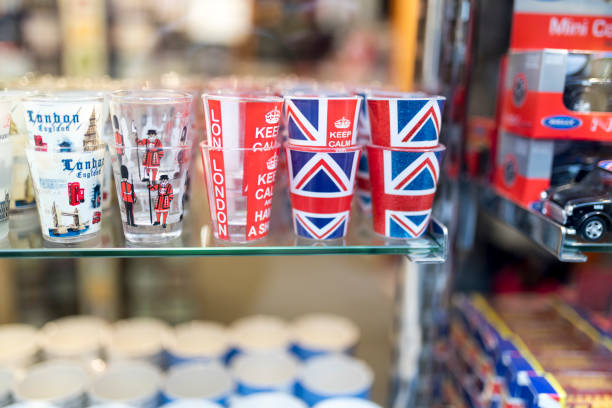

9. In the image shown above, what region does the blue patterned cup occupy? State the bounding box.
[230,352,299,396]
[296,355,373,406]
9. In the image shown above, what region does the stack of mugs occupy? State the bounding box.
[108,90,193,243]
[362,92,446,239]
[22,92,107,243]
[283,94,362,241]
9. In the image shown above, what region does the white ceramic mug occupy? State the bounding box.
[229,316,291,359]
[230,392,307,408]
[13,360,89,408]
[297,355,374,406]
[0,324,38,370]
[105,318,171,369]
[230,352,299,396]
[88,360,161,408]
[162,362,233,406]
[313,398,383,408]
[0,367,13,407]
[40,316,110,370]
[290,314,359,360]
[164,321,229,367]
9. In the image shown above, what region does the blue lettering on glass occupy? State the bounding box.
[61,158,104,179]
[542,115,582,130]
[27,110,80,133]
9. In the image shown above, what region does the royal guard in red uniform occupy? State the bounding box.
[137,129,164,183]
[113,115,125,156]
[148,174,173,228]
[120,165,137,226]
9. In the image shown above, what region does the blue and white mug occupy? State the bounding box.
[162,362,233,407]
[290,314,359,360]
[230,352,299,396]
[296,355,373,406]
[165,321,229,367]
[229,392,307,408]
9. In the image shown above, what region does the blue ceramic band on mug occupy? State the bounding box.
[290,314,360,361]
[296,355,374,406]
[230,352,299,396]
[162,362,234,407]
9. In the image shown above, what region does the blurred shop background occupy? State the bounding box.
[1,0,612,407]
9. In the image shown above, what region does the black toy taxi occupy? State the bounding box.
[540,160,612,242]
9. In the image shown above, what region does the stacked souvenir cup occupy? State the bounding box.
[284,94,362,240]
[201,91,283,243]
[365,93,446,239]
[22,92,107,243]
[0,95,13,240]
[109,90,193,243]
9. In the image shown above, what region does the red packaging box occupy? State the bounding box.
[501,49,612,142]
[494,131,554,207]
[509,0,612,52]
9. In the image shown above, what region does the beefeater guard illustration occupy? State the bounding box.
[136,129,164,183]
[148,174,173,228]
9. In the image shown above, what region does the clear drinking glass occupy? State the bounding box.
[109,145,191,243]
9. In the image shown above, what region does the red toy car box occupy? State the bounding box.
[494,131,554,207]
[501,49,612,142]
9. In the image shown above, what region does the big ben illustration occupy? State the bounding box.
[83,109,98,151]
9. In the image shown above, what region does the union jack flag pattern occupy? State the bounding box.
[367,97,445,148]
[367,146,444,238]
[286,146,360,240]
[285,97,361,147]
[598,160,612,172]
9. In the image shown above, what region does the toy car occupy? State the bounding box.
[563,55,612,113]
[540,160,612,242]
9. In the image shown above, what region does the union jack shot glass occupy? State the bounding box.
[284,95,361,148]
[367,94,445,148]
[285,144,360,240]
[366,144,445,239]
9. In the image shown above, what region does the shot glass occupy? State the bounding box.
[2,90,36,213]
[290,314,360,360]
[88,360,162,408]
[109,145,191,243]
[13,360,89,408]
[109,90,193,151]
[230,352,299,395]
[366,94,445,148]
[202,92,283,149]
[26,145,106,243]
[164,321,230,367]
[284,95,361,148]
[22,93,104,152]
[229,316,292,359]
[366,144,445,239]
[161,362,234,406]
[285,144,360,240]
[296,355,374,406]
[0,324,39,370]
[201,144,280,242]
[230,393,307,408]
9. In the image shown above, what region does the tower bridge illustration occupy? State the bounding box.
[50,202,89,237]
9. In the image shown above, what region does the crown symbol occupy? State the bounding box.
[267,152,278,170]
[334,117,351,129]
[265,107,281,124]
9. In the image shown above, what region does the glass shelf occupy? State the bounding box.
[2,204,447,263]
[481,187,612,263]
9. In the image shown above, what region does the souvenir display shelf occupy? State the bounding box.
[3,207,447,262]
[481,187,612,263]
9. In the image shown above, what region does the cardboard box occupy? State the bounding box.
[494,131,554,207]
[501,49,612,142]
[510,0,612,51]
